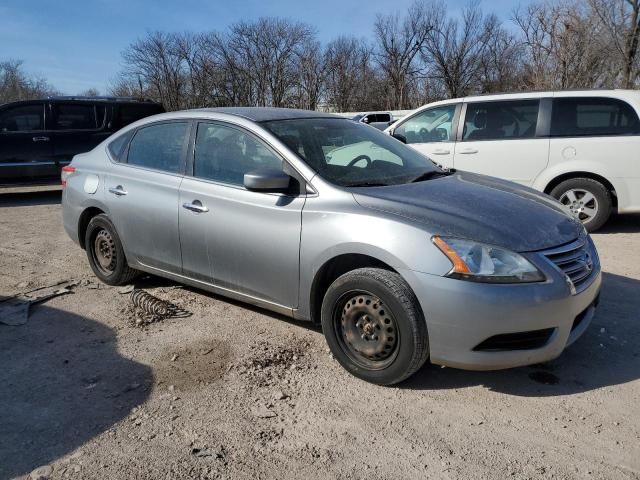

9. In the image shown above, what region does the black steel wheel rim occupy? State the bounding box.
[92,228,117,275]
[333,290,400,370]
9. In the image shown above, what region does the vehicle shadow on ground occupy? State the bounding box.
[597,213,640,234]
[0,189,62,207]
[404,272,640,396]
[0,303,152,479]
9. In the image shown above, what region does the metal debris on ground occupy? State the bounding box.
[129,288,191,325]
[0,280,79,326]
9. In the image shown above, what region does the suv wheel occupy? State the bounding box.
[85,214,138,285]
[550,178,612,232]
[321,268,429,385]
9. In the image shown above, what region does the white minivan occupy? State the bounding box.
[385,90,640,231]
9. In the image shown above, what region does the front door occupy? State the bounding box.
[391,104,459,169]
[103,121,191,273]
[179,121,304,308]
[453,99,549,186]
[0,102,55,183]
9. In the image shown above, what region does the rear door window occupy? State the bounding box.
[53,103,99,130]
[462,100,539,141]
[0,104,44,132]
[551,97,640,137]
[127,122,189,173]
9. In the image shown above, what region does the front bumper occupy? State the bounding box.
[400,254,601,370]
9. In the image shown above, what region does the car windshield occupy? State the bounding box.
[261,118,441,187]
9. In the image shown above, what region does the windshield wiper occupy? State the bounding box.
[410,170,452,183]
[344,181,389,187]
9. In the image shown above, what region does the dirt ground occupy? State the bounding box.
[1,187,639,480]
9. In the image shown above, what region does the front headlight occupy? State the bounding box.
[432,236,545,283]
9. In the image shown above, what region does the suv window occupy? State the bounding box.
[53,103,99,130]
[551,97,640,137]
[115,104,164,129]
[394,105,457,144]
[375,113,391,123]
[0,104,44,132]
[463,100,539,141]
[194,122,283,186]
[127,122,189,173]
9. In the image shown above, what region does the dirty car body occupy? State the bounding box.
[62,107,601,384]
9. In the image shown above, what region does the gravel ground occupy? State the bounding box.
[0,188,639,480]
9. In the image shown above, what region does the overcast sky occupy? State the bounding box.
[0,0,519,94]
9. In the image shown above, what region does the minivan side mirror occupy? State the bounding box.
[391,132,407,144]
[244,169,291,192]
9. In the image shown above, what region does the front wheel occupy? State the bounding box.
[321,268,429,385]
[550,178,612,232]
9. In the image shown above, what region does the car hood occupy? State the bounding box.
[352,171,583,252]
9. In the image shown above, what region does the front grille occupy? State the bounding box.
[473,328,556,351]
[544,237,597,294]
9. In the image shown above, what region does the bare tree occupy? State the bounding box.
[324,37,373,111]
[590,0,640,87]
[373,1,432,109]
[0,60,58,104]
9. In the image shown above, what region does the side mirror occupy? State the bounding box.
[244,169,291,192]
[391,132,407,144]
[362,117,370,123]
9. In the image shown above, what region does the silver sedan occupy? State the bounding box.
[62,108,601,385]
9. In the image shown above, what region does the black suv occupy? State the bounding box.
[0,96,165,185]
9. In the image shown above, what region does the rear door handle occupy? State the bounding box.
[108,186,128,196]
[182,201,209,213]
[432,148,450,155]
[458,148,478,154]
[32,136,50,142]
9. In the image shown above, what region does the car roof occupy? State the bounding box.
[194,107,341,122]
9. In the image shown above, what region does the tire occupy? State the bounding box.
[321,268,429,385]
[550,178,612,232]
[85,214,139,286]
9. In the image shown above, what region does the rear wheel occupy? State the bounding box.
[550,178,612,232]
[85,214,138,285]
[321,268,429,385]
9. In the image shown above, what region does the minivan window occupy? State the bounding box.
[53,103,98,130]
[116,104,164,129]
[551,97,640,137]
[463,100,539,141]
[394,105,457,144]
[127,122,188,173]
[194,122,283,186]
[0,104,44,132]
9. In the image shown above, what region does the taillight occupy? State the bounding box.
[61,165,76,187]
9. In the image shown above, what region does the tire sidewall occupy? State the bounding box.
[85,214,130,285]
[321,272,425,385]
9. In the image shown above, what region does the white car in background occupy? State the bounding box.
[385,90,640,231]
[351,112,394,130]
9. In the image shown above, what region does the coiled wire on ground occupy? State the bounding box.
[130,289,191,320]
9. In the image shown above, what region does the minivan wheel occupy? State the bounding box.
[550,178,612,232]
[321,268,429,385]
[85,214,138,285]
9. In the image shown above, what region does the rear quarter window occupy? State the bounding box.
[107,131,133,162]
[551,97,640,137]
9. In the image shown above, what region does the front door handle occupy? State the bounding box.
[182,200,209,213]
[432,148,450,155]
[32,136,50,142]
[108,186,128,196]
[458,148,478,154]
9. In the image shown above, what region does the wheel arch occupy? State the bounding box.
[309,253,400,325]
[543,171,618,208]
[78,206,106,250]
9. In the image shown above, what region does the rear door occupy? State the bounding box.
[0,102,54,183]
[49,102,110,170]
[104,120,191,273]
[453,99,549,185]
[179,120,304,308]
[390,103,460,169]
